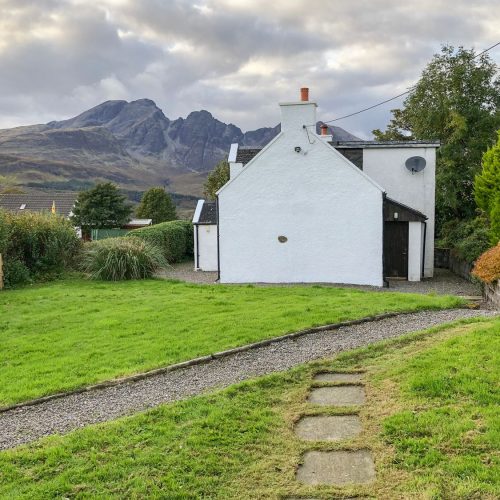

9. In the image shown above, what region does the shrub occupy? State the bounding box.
[2,211,81,287]
[127,220,191,263]
[170,220,194,257]
[472,243,500,283]
[438,216,491,263]
[82,237,167,281]
[0,209,9,254]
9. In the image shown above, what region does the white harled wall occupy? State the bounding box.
[218,101,384,286]
[195,225,218,271]
[363,148,436,277]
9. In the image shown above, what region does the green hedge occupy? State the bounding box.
[127,220,193,263]
[82,237,167,281]
[1,211,81,287]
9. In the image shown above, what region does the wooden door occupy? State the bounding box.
[384,222,408,278]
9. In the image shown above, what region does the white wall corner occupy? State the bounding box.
[228,143,238,163]
[192,199,205,224]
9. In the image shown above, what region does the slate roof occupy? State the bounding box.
[235,148,262,165]
[0,193,77,217]
[332,140,440,148]
[384,197,427,221]
[197,201,217,224]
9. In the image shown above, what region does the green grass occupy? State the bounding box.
[0,278,464,406]
[0,316,497,499]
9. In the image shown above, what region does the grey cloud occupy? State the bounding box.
[0,0,498,135]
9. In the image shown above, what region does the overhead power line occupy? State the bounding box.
[311,40,500,126]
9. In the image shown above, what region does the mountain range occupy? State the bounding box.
[0,98,359,208]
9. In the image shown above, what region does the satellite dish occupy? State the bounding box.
[405,156,426,173]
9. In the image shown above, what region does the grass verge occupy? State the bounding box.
[0,316,497,498]
[0,278,464,405]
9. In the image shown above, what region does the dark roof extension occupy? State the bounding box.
[384,197,427,222]
[196,201,217,225]
[235,148,262,165]
[0,193,77,217]
[332,140,440,148]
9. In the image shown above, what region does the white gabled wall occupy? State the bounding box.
[218,104,384,286]
[363,147,436,277]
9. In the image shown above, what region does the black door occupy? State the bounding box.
[384,222,408,278]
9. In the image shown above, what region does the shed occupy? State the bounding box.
[192,200,218,271]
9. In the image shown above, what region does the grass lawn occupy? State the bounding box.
[0,278,464,406]
[0,316,497,498]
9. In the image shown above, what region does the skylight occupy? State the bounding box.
[19,203,26,210]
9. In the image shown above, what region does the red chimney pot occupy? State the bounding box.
[320,124,328,136]
[300,87,309,102]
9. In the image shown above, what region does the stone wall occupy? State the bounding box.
[484,281,500,309]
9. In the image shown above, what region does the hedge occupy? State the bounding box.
[127,220,193,263]
[1,211,81,287]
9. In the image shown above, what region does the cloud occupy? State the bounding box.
[0,0,498,136]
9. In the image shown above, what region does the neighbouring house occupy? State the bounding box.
[0,193,152,240]
[193,88,439,286]
[0,192,77,218]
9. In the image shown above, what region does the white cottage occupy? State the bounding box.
[193,89,439,286]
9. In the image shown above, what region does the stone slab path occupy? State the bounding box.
[295,415,362,441]
[308,386,366,406]
[0,308,494,450]
[296,372,375,488]
[297,450,376,485]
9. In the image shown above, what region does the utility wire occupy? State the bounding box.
[308,40,500,126]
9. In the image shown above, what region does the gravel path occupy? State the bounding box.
[156,262,481,297]
[0,308,494,451]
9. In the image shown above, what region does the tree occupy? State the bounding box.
[71,182,132,236]
[136,187,177,224]
[373,45,500,234]
[475,131,500,243]
[203,159,230,200]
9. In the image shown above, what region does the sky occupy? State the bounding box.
[0,0,499,138]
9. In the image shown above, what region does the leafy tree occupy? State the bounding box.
[203,159,229,200]
[136,187,177,224]
[373,45,500,234]
[475,131,500,213]
[71,182,132,236]
[475,131,500,244]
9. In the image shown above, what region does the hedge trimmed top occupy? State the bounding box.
[127,220,193,263]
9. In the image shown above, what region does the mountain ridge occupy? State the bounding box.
[0,98,360,202]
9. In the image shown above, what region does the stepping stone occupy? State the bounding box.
[314,372,364,383]
[295,415,362,441]
[296,450,375,485]
[308,385,365,406]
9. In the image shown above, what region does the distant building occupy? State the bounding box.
[0,193,77,218]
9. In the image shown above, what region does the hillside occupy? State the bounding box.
[0,99,359,207]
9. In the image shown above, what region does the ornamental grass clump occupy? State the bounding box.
[472,243,500,283]
[82,237,167,281]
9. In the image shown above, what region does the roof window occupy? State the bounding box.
[19,203,26,210]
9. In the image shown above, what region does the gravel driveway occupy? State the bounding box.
[157,262,481,297]
[0,308,494,451]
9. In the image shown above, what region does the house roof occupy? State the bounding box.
[124,218,152,227]
[195,201,217,225]
[0,193,77,217]
[333,140,440,148]
[235,148,262,165]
